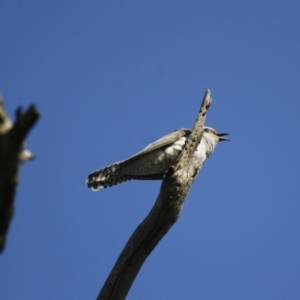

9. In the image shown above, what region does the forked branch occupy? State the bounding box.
[0,94,40,253]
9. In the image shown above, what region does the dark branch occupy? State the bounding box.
[10,105,40,144]
[97,89,212,300]
[0,95,40,254]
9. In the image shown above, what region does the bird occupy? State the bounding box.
[86,126,229,191]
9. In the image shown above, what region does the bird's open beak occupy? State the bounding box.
[217,133,230,141]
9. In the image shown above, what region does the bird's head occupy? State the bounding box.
[203,126,230,143]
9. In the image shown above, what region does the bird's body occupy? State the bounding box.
[87,126,228,191]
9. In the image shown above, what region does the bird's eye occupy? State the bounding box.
[204,128,209,132]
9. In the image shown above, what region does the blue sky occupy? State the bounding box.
[1,1,300,299]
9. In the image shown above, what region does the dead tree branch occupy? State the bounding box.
[97,89,212,300]
[0,94,40,254]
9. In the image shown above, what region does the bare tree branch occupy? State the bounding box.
[97,89,212,300]
[0,94,40,254]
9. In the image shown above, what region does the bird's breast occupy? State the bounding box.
[164,136,187,160]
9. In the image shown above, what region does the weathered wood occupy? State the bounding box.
[97,89,212,300]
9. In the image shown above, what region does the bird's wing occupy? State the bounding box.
[126,128,192,160]
[87,128,192,190]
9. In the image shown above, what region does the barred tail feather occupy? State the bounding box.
[86,161,130,191]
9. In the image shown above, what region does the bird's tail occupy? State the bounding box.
[86,161,131,191]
